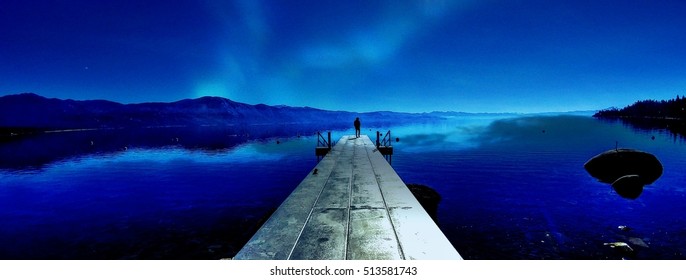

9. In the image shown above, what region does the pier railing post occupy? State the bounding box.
[376,131,381,147]
[327,131,331,148]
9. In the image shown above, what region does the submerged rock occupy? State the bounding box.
[604,242,633,250]
[584,149,663,184]
[611,175,644,199]
[617,225,632,232]
[627,237,650,248]
[406,183,441,223]
[604,241,635,256]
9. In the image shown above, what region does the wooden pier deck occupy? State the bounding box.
[234,135,462,260]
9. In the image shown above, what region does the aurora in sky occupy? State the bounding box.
[2,0,685,113]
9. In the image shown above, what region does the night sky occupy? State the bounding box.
[2,0,685,113]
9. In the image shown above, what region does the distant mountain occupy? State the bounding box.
[0,93,441,132]
[594,96,686,119]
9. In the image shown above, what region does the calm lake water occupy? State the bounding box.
[2,114,686,259]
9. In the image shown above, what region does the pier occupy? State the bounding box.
[234,135,462,260]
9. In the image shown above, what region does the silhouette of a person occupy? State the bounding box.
[354,117,361,138]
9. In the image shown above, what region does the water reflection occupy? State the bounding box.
[470,115,627,150]
[0,126,322,260]
[598,117,686,143]
[399,133,449,146]
[0,124,340,170]
[387,116,502,152]
[391,115,686,259]
[4,114,686,259]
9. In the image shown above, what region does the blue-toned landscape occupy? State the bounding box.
[2,97,686,259]
[3,0,686,262]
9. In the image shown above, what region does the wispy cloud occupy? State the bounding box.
[298,1,474,69]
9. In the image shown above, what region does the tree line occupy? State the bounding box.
[594,95,686,120]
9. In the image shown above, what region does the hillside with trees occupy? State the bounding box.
[594,95,686,119]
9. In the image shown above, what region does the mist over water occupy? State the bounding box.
[2,114,686,259]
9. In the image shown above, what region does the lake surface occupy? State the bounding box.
[2,114,686,259]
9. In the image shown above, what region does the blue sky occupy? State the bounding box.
[2,0,685,113]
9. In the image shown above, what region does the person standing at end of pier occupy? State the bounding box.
[354,117,361,138]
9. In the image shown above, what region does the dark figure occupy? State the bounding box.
[354,117,361,138]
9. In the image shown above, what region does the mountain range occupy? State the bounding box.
[0,93,441,132]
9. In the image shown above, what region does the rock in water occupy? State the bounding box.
[627,237,650,248]
[603,242,635,257]
[584,149,662,184]
[406,184,441,223]
[617,225,632,232]
[604,242,633,251]
[611,175,644,199]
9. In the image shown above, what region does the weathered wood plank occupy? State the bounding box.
[362,138,463,260]
[347,208,402,260]
[289,141,352,259]
[289,207,347,260]
[351,141,386,209]
[233,137,346,260]
[387,207,463,260]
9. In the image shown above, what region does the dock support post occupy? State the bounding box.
[376,131,381,147]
